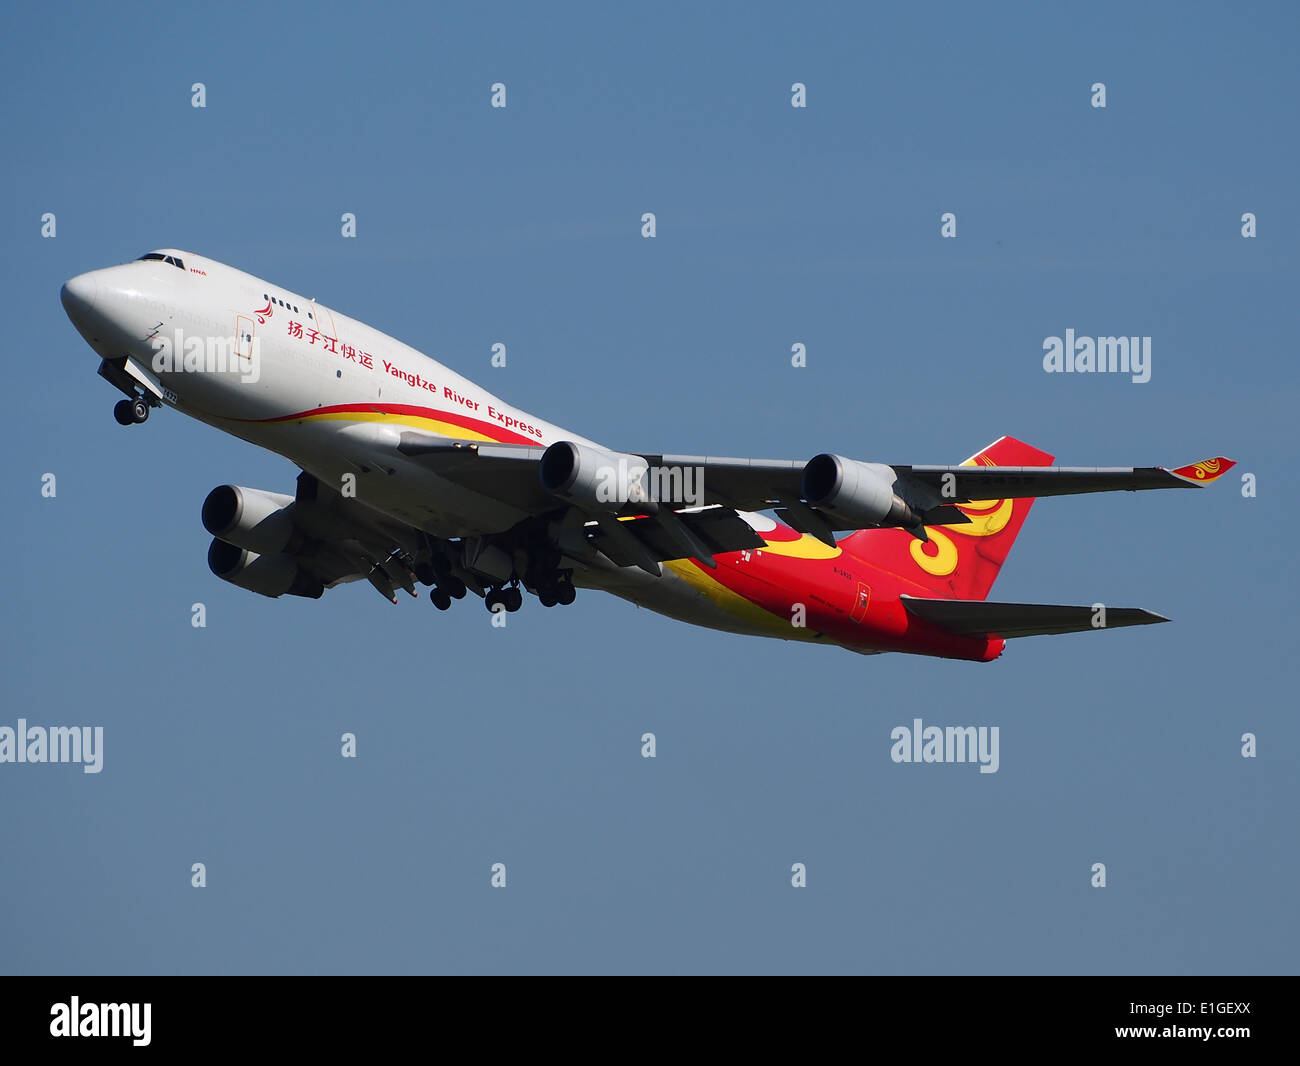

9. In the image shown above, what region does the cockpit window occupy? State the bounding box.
[136,252,186,271]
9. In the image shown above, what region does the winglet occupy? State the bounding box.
[1169,457,1235,485]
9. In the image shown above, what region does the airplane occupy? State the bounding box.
[60,249,1234,662]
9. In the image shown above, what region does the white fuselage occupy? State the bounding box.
[61,249,796,642]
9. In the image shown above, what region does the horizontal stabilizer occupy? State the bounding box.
[900,596,1168,639]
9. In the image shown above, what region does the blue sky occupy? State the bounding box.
[2,1,1295,974]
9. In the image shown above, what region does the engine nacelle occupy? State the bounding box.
[540,440,650,511]
[207,538,323,599]
[201,485,301,556]
[802,454,923,531]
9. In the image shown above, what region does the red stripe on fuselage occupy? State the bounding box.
[245,402,539,445]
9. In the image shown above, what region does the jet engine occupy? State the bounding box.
[206,538,324,599]
[801,454,925,532]
[540,441,650,511]
[201,485,302,556]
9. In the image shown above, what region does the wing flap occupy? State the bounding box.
[588,508,765,567]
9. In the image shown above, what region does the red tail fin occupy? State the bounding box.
[844,436,1054,601]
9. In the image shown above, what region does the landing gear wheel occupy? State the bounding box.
[556,581,576,606]
[113,400,134,426]
[429,587,452,611]
[484,590,502,613]
[130,396,150,423]
[538,587,558,608]
[443,577,467,599]
[503,587,523,613]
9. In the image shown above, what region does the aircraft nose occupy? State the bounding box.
[60,271,99,320]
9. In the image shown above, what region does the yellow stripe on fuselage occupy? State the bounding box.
[757,536,842,561]
[664,559,823,642]
[288,409,499,442]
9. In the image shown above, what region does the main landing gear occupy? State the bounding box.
[535,574,576,608]
[418,545,578,615]
[484,585,523,614]
[420,553,468,611]
[429,575,576,614]
[113,395,152,426]
[428,576,467,611]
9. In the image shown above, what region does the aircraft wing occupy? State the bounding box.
[399,434,1233,512]
[393,435,767,571]
[395,433,1234,565]
[397,435,809,511]
[882,458,1237,503]
[396,436,555,512]
[638,454,1237,508]
[901,597,1169,639]
[624,451,1236,546]
[629,454,805,510]
[626,449,1227,548]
